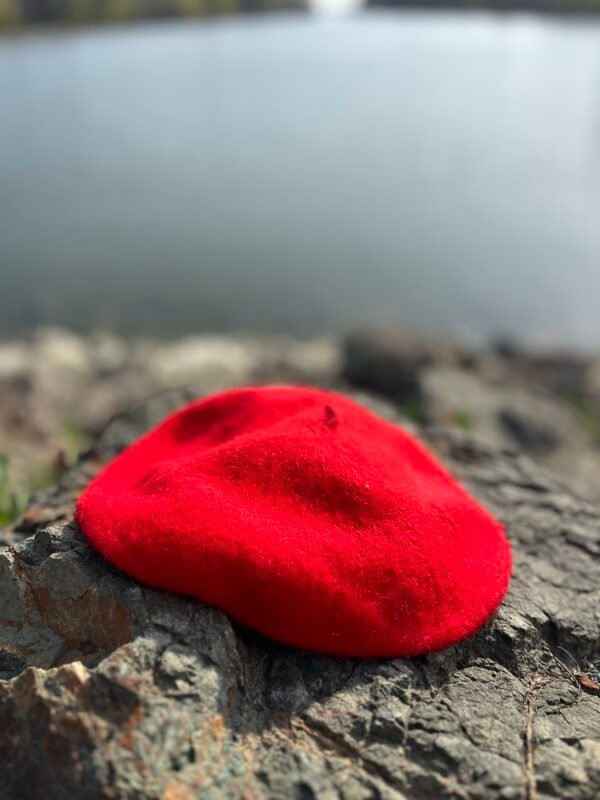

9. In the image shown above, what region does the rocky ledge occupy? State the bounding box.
[1,373,599,799]
[3,326,600,524]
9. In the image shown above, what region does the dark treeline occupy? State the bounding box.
[1,0,598,36]
[0,0,304,27]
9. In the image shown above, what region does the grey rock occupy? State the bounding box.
[421,368,600,504]
[1,394,599,799]
[342,329,462,408]
[0,329,342,507]
[341,330,600,503]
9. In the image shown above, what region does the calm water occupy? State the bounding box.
[1,13,600,345]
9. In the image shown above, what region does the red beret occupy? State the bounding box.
[76,386,511,657]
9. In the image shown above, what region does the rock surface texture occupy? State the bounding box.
[1,380,600,798]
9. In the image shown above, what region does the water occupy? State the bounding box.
[1,13,600,346]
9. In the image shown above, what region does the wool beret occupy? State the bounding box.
[76,386,511,657]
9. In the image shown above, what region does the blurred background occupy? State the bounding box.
[2,0,600,526]
[2,3,600,345]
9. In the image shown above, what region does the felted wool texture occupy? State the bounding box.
[76,386,511,658]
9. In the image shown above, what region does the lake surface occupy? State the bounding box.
[1,13,600,346]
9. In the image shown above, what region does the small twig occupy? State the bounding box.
[556,646,580,672]
[523,675,545,800]
[553,646,600,694]
[550,646,581,691]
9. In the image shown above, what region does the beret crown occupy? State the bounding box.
[76,386,511,657]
